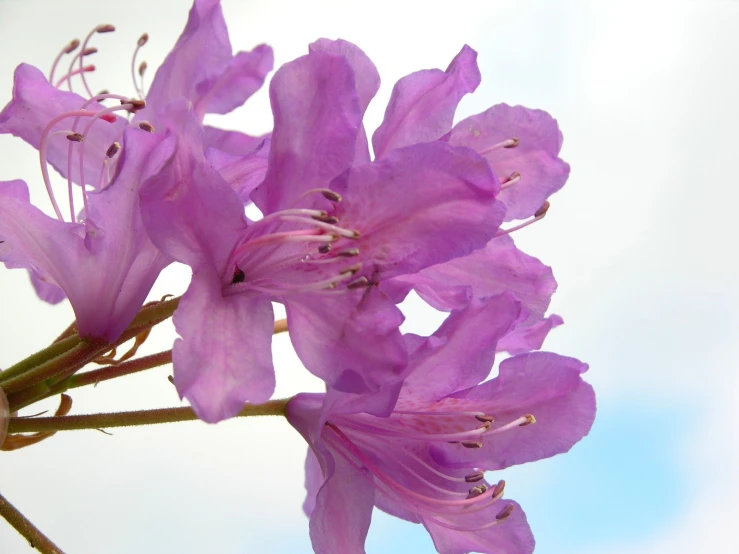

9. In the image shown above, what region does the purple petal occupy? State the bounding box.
[205,137,269,204]
[172,270,275,423]
[498,313,564,355]
[28,270,66,304]
[193,45,274,118]
[389,234,556,321]
[146,0,271,118]
[203,126,268,156]
[338,142,504,280]
[251,50,361,214]
[424,500,535,554]
[0,64,127,188]
[139,101,247,273]
[285,288,407,394]
[309,443,375,554]
[432,352,596,470]
[303,448,323,517]
[450,104,570,221]
[402,294,521,401]
[309,39,380,163]
[372,45,480,159]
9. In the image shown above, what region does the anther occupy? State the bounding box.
[137,121,155,133]
[476,421,491,431]
[138,61,148,77]
[232,266,246,284]
[534,202,550,219]
[519,414,536,426]
[492,480,506,498]
[312,214,339,224]
[65,133,84,142]
[347,277,370,290]
[97,89,110,95]
[321,190,342,202]
[336,248,359,257]
[106,142,121,158]
[123,99,147,112]
[475,414,495,423]
[342,263,362,276]
[96,24,116,33]
[462,440,483,449]
[82,47,98,56]
[137,33,149,47]
[464,471,485,483]
[504,137,519,148]
[495,504,515,521]
[318,244,332,254]
[64,39,81,54]
[466,486,485,499]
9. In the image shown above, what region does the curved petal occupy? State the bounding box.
[303,448,324,517]
[497,313,564,355]
[402,294,521,401]
[431,352,596,470]
[193,44,274,118]
[203,126,267,156]
[389,234,556,322]
[251,50,361,214]
[139,101,247,274]
[338,142,504,281]
[28,270,65,304]
[424,500,535,554]
[310,39,380,163]
[285,288,407,394]
[0,64,127,188]
[172,269,275,423]
[309,445,375,554]
[205,137,269,204]
[450,104,570,221]
[372,45,480,159]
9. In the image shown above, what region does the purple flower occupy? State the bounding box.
[139,46,506,422]
[0,127,175,341]
[287,295,596,554]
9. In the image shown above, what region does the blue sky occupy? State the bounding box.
[1,0,738,552]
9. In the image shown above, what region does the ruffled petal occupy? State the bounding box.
[139,101,247,273]
[172,269,275,423]
[285,288,407,394]
[0,64,127,188]
[338,142,504,280]
[309,39,380,163]
[431,352,596,470]
[424,500,535,554]
[203,126,267,156]
[450,104,570,221]
[388,234,556,323]
[372,45,480,159]
[497,313,564,355]
[402,294,521,401]
[251,50,361,214]
[205,137,269,204]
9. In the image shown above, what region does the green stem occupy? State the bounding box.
[0,335,81,385]
[7,399,289,433]
[0,490,66,554]
[64,350,173,390]
[129,296,180,328]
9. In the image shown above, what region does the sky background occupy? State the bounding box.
[1,0,738,552]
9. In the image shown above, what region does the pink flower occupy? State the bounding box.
[287,296,595,554]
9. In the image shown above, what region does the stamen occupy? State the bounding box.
[465,471,485,483]
[495,504,515,521]
[131,33,149,99]
[105,142,121,158]
[318,244,332,254]
[494,202,550,238]
[462,440,483,449]
[500,171,521,190]
[137,121,155,133]
[76,25,116,97]
[347,276,370,289]
[479,137,519,156]
[49,38,80,83]
[55,64,96,88]
[122,99,146,113]
[289,187,343,208]
[475,414,495,423]
[278,215,359,239]
[486,415,536,436]
[492,480,505,498]
[65,133,84,142]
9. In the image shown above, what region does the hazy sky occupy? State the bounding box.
[1,0,738,552]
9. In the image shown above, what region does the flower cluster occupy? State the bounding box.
[0,1,595,552]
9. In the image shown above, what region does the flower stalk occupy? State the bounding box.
[7,399,289,433]
[0,490,66,554]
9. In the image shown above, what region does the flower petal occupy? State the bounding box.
[251,49,361,214]
[431,352,596,470]
[28,270,65,304]
[497,313,564,355]
[309,39,380,163]
[450,104,570,221]
[338,142,504,280]
[205,137,269,205]
[424,499,535,554]
[372,45,480,159]
[172,269,275,423]
[285,288,407,394]
[402,294,521,401]
[388,234,556,322]
[203,126,267,156]
[0,64,127,188]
